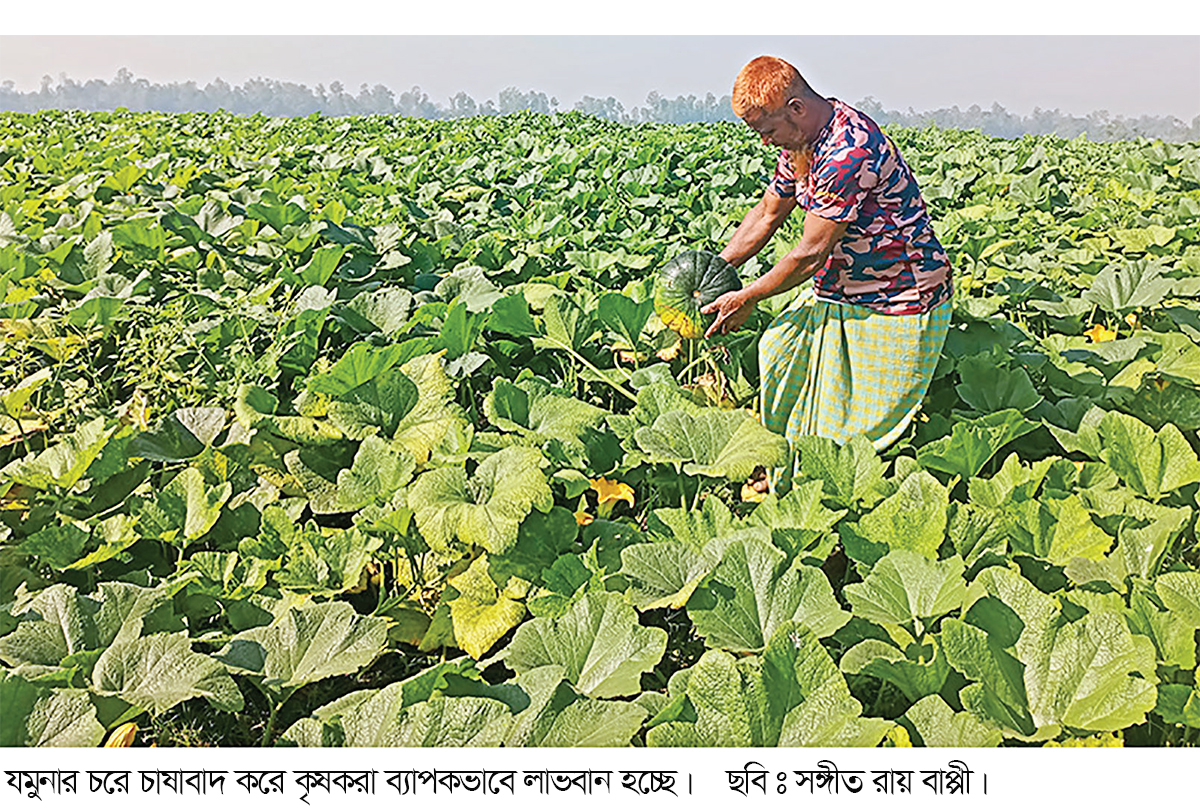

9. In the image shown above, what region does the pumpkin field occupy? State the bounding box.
[1,109,1198,748]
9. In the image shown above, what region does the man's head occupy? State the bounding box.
[732,56,827,154]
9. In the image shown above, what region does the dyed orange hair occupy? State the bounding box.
[731,56,810,119]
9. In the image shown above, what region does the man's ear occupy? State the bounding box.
[785,97,806,118]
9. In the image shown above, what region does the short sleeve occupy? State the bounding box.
[766,149,796,198]
[804,139,880,222]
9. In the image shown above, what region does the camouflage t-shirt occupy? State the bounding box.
[768,99,953,315]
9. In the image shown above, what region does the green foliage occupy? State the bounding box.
[1,111,1197,748]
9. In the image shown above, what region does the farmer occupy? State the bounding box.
[702,56,953,457]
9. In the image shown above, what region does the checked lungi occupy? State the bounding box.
[759,288,952,454]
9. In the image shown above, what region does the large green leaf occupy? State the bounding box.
[1156,572,1200,627]
[956,355,1042,413]
[497,591,666,698]
[326,368,419,440]
[436,265,504,312]
[745,479,847,534]
[486,293,540,337]
[1098,411,1200,499]
[484,377,610,457]
[274,526,382,595]
[487,506,580,587]
[902,694,1003,747]
[0,367,52,422]
[648,495,738,550]
[343,287,414,335]
[942,615,1035,736]
[0,582,182,670]
[1,417,115,490]
[620,534,733,611]
[392,353,467,464]
[335,436,415,511]
[631,382,706,427]
[843,551,966,635]
[536,694,649,747]
[137,466,231,546]
[536,293,597,352]
[635,408,789,479]
[1082,260,1173,314]
[92,631,243,715]
[686,535,849,651]
[128,407,226,462]
[1111,505,1188,582]
[1009,494,1114,566]
[966,453,1054,509]
[0,672,105,746]
[840,636,950,702]
[409,446,552,555]
[971,566,1159,734]
[1125,586,1197,669]
[843,470,948,562]
[342,693,513,746]
[0,583,97,668]
[597,292,653,348]
[215,601,387,702]
[793,434,887,509]
[647,624,889,747]
[917,410,1038,480]
[502,665,649,747]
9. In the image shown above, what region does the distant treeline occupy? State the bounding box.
[3,69,1197,142]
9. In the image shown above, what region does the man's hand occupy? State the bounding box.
[702,289,755,338]
[705,213,849,339]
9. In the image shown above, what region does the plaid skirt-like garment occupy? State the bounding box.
[758,288,953,455]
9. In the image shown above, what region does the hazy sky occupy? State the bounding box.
[2,12,1198,121]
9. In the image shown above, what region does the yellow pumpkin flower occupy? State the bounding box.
[590,477,635,518]
[104,722,137,747]
[740,482,767,503]
[574,511,594,526]
[1125,312,1139,329]
[1084,324,1116,343]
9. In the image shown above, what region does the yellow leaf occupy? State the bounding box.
[656,340,682,361]
[0,417,49,447]
[119,390,151,430]
[104,722,137,747]
[1084,323,1116,343]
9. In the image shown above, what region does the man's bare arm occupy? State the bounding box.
[719,190,797,268]
[740,212,848,304]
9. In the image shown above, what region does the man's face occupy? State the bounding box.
[743,102,806,151]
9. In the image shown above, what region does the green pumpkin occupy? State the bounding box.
[653,250,742,339]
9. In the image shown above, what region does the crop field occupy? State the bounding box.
[1,109,1198,748]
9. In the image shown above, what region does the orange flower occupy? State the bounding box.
[1084,324,1116,343]
[574,511,594,526]
[590,477,635,518]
